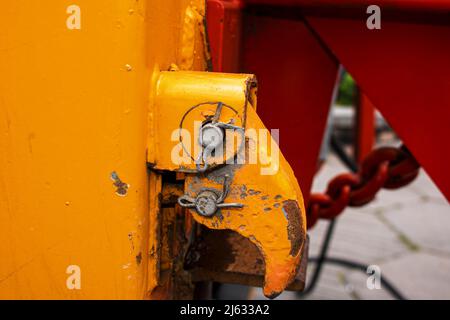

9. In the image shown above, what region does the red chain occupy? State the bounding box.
[307,146,421,229]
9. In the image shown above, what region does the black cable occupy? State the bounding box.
[308,257,406,300]
[297,219,337,297]
[297,133,356,298]
[297,133,407,300]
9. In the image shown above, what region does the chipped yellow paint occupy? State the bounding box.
[185,106,307,298]
[151,70,306,298]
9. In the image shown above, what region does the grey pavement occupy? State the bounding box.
[249,152,450,300]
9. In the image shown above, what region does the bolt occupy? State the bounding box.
[195,191,219,217]
[199,124,224,149]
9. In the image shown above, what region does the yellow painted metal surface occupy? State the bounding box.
[150,71,255,172]
[0,0,204,299]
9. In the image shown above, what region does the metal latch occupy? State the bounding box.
[178,174,243,216]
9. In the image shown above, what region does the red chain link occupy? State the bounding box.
[307,145,421,229]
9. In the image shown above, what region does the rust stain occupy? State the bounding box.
[128,233,135,251]
[282,200,305,257]
[161,183,184,206]
[136,252,142,265]
[240,185,248,199]
[248,189,261,196]
[111,171,129,196]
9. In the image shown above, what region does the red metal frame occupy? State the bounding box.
[245,0,450,12]
[207,0,339,203]
[306,16,450,200]
[241,13,339,203]
[355,90,375,164]
[206,0,244,72]
[207,0,450,202]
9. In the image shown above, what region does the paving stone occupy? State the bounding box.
[308,208,409,264]
[381,198,450,255]
[344,267,399,300]
[409,169,449,206]
[374,252,450,299]
[249,264,354,300]
[302,264,355,300]
[363,188,422,212]
[311,154,348,192]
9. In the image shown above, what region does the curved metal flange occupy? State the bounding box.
[182,107,307,298]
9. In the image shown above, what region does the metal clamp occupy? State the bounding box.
[178,175,243,217]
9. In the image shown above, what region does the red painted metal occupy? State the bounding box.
[241,13,339,202]
[306,17,450,200]
[355,90,375,164]
[206,0,244,72]
[245,0,450,12]
[207,1,339,202]
[207,0,450,202]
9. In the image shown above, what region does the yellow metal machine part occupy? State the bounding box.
[0,0,306,299]
[151,71,306,298]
